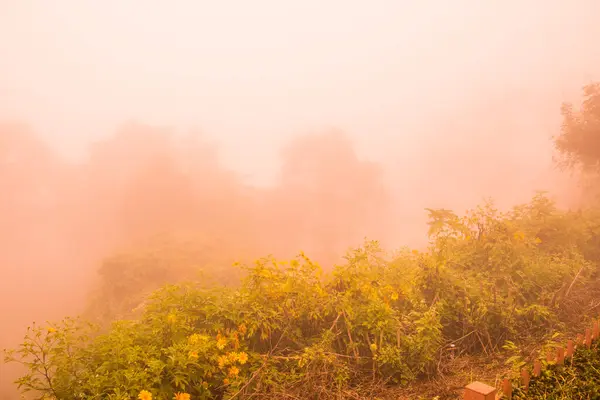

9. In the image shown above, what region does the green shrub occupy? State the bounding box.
[6,193,600,399]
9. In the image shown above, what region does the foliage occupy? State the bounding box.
[555,82,600,203]
[555,82,600,173]
[6,192,600,399]
[512,346,600,399]
[84,234,243,324]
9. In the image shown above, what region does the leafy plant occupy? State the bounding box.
[6,192,600,399]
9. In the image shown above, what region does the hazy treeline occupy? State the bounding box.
[0,114,580,333]
[0,122,397,397]
[0,101,584,397]
[0,122,391,329]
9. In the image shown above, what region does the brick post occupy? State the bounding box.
[566,340,574,358]
[557,347,565,365]
[464,382,496,400]
[586,328,592,348]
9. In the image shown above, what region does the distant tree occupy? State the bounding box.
[0,122,70,265]
[0,123,83,400]
[554,82,600,203]
[555,82,600,172]
[275,130,390,263]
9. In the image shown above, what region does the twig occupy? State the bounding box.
[342,310,359,359]
[476,332,489,356]
[565,266,585,299]
[446,330,477,346]
[329,312,342,332]
[586,299,600,312]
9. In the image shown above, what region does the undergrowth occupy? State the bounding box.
[512,346,600,399]
[5,193,600,399]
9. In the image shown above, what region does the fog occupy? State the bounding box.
[1,0,600,397]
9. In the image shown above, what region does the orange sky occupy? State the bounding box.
[1,0,599,185]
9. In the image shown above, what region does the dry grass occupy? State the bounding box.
[248,353,512,400]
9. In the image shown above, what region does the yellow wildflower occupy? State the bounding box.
[227,352,238,363]
[223,378,230,385]
[411,249,419,255]
[390,292,399,301]
[534,237,542,244]
[173,393,190,400]
[138,390,153,400]
[216,337,227,350]
[188,333,201,345]
[47,327,56,333]
[217,355,229,369]
[369,343,377,352]
[228,366,240,376]
[188,351,198,360]
[238,352,249,365]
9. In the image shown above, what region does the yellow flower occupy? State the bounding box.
[228,366,240,376]
[138,390,153,400]
[223,378,230,385]
[227,352,239,363]
[390,292,399,301]
[188,351,199,360]
[411,249,419,255]
[167,314,177,324]
[217,355,228,369]
[202,381,209,389]
[47,327,56,333]
[534,237,542,244]
[237,352,249,365]
[173,393,190,400]
[188,333,201,345]
[216,337,227,350]
[369,343,377,352]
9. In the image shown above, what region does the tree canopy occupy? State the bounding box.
[555,83,600,172]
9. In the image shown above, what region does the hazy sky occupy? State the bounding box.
[1,0,600,185]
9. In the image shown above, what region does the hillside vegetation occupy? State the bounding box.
[5,83,600,399]
[5,193,600,400]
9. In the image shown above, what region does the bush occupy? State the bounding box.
[6,193,600,399]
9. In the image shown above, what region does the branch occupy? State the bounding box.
[565,265,585,299]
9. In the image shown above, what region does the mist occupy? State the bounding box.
[1,0,600,398]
